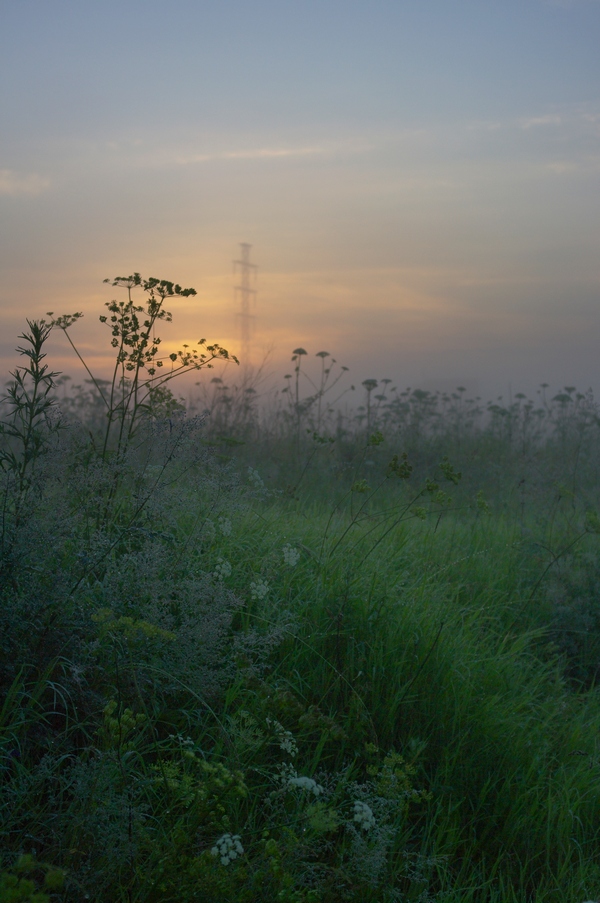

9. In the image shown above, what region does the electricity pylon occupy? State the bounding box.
[233,243,257,371]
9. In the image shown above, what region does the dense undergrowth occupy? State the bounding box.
[2,275,600,902]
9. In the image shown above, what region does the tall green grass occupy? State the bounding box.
[2,281,600,901]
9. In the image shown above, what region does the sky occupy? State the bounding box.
[1,0,600,403]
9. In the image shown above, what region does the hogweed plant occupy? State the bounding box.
[283,347,354,445]
[49,272,238,461]
[44,274,240,538]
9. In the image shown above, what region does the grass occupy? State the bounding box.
[2,277,600,901]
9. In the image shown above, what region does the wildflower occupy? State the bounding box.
[248,466,264,489]
[250,578,269,601]
[276,763,323,796]
[279,733,297,756]
[213,558,232,581]
[282,544,300,567]
[277,762,298,783]
[353,800,376,831]
[211,833,244,866]
[218,516,232,536]
[288,775,324,796]
[267,717,298,756]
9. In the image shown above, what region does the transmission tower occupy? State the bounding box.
[233,242,257,370]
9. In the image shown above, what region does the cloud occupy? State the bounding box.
[545,161,580,174]
[467,104,600,136]
[223,146,327,160]
[519,114,562,129]
[176,145,330,165]
[0,169,51,197]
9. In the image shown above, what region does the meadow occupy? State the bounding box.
[2,274,600,902]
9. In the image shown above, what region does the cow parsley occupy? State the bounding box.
[218,516,232,537]
[353,800,376,831]
[211,833,244,866]
[250,578,269,601]
[213,558,232,581]
[282,544,300,567]
[267,717,298,756]
[288,775,324,796]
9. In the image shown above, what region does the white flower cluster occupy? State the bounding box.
[211,833,244,865]
[277,762,298,783]
[250,578,269,601]
[282,544,300,567]
[218,517,232,537]
[213,558,232,581]
[267,718,298,756]
[277,763,324,797]
[288,775,323,796]
[279,733,297,756]
[247,466,265,489]
[353,800,376,831]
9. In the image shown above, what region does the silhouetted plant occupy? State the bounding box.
[49,273,237,460]
[281,348,353,447]
[0,319,62,572]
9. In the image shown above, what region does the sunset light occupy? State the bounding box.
[2,0,599,401]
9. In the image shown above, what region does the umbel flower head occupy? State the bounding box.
[213,558,232,581]
[282,544,300,567]
[211,833,244,866]
[288,775,323,796]
[353,800,376,831]
[250,578,269,601]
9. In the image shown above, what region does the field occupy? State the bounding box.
[2,276,600,902]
